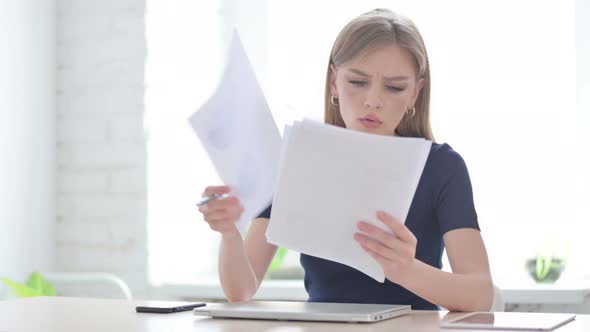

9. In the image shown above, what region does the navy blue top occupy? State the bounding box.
[256,143,479,310]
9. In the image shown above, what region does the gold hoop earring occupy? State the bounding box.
[330,95,339,106]
[407,106,416,118]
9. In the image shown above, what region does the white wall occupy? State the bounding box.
[0,0,56,295]
[575,0,590,280]
[577,0,590,132]
[55,0,148,297]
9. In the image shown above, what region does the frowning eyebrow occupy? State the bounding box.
[347,68,409,81]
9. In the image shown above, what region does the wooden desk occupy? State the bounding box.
[1,297,589,332]
[156,279,590,313]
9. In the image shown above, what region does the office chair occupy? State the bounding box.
[490,283,505,312]
[44,272,132,300]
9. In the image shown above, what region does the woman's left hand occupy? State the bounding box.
[354,210,418,285]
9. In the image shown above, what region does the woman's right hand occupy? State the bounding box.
[198,185,244,237]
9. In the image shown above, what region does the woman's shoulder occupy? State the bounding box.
[426,142,468,175]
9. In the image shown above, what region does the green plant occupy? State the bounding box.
[526,255,566,283]
[0,272,56,298]
[536,255,556,280]
[525,237,567,283]
[268,247,288,272]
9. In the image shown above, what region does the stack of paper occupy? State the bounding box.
[266,119,432,282]
[188,31,281,233]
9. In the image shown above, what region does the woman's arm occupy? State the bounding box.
[354,211,493,312]
[199,186,277,302]
[219,217,277,302]
[399,228,493,311]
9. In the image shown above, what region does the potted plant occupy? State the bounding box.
[265,247,305,280]
[525,254,566,283]
[0,272,56,298]
[525,238,567,283]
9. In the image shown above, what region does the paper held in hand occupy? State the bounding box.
[188,31,281,233]
[266,119,431,282]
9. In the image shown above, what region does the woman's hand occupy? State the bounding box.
[198,185,244,238]
[354,210,418,285]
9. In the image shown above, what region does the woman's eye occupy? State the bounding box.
[348,80,367,87]
[386,85,404,92]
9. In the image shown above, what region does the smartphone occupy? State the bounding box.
[135,301,206,313]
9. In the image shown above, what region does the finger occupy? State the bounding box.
[205,196,241,212]
[202,185,231,197]
[204,210,232,221]
[205,216,236,225]
[207,219,237,232]
[360,242,408,275]
[198,204,209,214]
[354,233,395,260]
[359,242,389,266]
[385,236,414,258]
[357,221,397,246]
[377,211,416,244]
[355,231,414,264]
[205,204,243,221]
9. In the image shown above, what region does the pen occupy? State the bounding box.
[196,193,228,207]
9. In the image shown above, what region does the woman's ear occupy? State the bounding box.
[411,78,424,106]
[329,65,338,97]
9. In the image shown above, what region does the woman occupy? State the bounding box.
[198,8,493,311]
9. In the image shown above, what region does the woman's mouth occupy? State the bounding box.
[359,115,383,129]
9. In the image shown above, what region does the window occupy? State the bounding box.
[146,0,587,288]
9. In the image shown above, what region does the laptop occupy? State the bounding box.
[193,301,411,323]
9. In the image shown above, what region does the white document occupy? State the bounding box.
[266,119,432,282]
[188,31,281,233]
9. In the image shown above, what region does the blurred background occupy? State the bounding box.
[1,0,589,312]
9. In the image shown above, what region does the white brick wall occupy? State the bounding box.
[56,0,148,297]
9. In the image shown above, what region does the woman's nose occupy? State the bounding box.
[364,85,383,109]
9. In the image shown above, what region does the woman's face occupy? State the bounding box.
[330,44,423,136]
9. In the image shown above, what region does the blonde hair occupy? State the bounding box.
[324,8,435,141]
